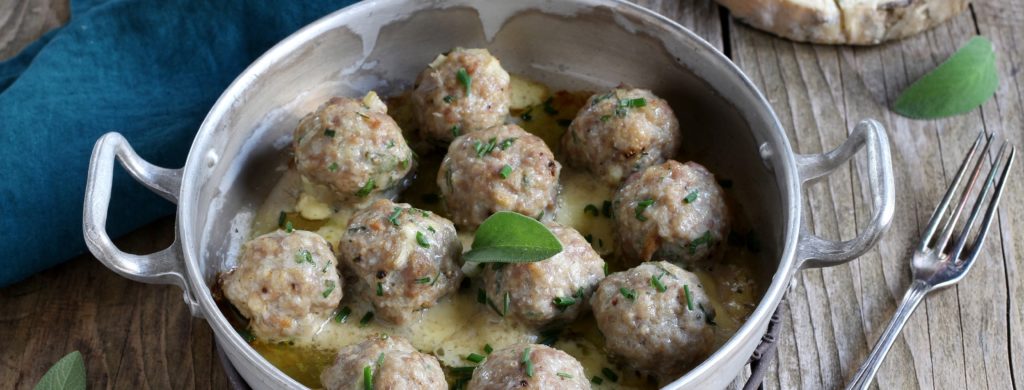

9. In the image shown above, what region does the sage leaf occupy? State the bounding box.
[893,36,998,119]
[463,211,562,263]
[34,351,86,390]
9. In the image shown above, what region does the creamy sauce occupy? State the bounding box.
[229,76,761,389]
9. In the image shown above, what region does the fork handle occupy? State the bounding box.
[846,280,931,390]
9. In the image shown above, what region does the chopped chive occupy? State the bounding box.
[522,347,534,377]
[603,263,609,276]
[363,365,373,390]
[622,97,646,108]
[520,107,533,121]
[376,282,384,296]
[635,199,655,221]
[684,284,694,310]
[295,249,313,264]
[498,137,517,150]
[484,344,494,354]
[602,200,613,218]
[324,129,336,137]
[443,95,455,104]
[416,231,430,248]
[457,68,472,96]
[477,288,487,304]
[415,276,432,284]
[553,296,577,308]
[356,178,376,197]
[557,372,574,379]
[601,367,619,382]
[386,140,395,148]
[473,137,498,157]
[277,211,287,228]
[503,291,511,317]
[450,366,477,375]
[334,306,352,323]
[451,125,461,138]
[651,272,667,293]
[499,165,513,179]
[583,204,599,216]
[322,280,336,298]
[359,311,374,327]
[328,162,339,172]
[465,353,486,363]
[376,352,386,367]
[285,221,294,233]
[542,97,558,115]
[683,189,699,204]
[237,328,256,343]
[687,230,712,254]
[591,376,604,385]
[619,287,637,302]
[387,207,402,226]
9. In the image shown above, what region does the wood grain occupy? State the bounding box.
[1,0,1021,389]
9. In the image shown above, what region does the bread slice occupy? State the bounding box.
[717,0,969,45]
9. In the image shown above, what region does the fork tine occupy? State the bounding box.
[918,133,988,252]
[961,145,1015,265]
[947,143,1010,261]
[934,134,995,255]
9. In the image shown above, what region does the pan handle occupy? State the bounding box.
[794,119,895,269]
[82,132,201,317]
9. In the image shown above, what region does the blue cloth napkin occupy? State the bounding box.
[0,0,358,287]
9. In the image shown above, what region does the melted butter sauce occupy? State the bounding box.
[235,76,761,389]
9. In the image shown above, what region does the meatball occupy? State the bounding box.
[293,92,415,202]
[561,88,681,185]
[437,124,560,230]
[590,261,716,378]
[480,223,605,327]
[614,160,729,264]
[412,48,511,145]
[466,344,589,390]
[338,199,463,324]
[320,335,446,390]
[220,230,342,341]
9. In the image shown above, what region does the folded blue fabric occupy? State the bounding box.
[0,0,358,286]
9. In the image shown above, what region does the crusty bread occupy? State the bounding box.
[717,0,969,45]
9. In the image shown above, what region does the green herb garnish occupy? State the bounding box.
[520,107,533,121]
[635,199,655,221]
[322,280,336,298]
[557,372,574,379]
[499,165,513,179]
[387,207,402,226]
[324,129,336,137]
[356,178,376,197]
[687,230,712,254]
[328,162,339,172]
[521,347,534,377]
[684,284,694,311]
[894,36,999,119]
[359,311,374,327]
[457,68,472,96]
[285,221,294,233]
[484,344,494,354]
[237,328,256,343]
[463,211,563,263]
[416,231,431,248]
[376,282,384,296]
[584,204,599,216]
[591,376,604,385]
[466,353,486,363]
[295,250,313,264]
[651,272,667,293]
[334,306,352,323]
[474,137,498,157]
[600,115,611,122]
[619,287,637,301]
[542,97,558,115]
[362,365,373,390]
[34,351,86,390]
[443,95,454,104]
[553,296,577,308]
[451,125,461,138]
[498,137,517,150]
[277,211,287,228]
[477,288,487,304]
[415,276,431,284]
[601,367,619,382]
[503,291,511,317]
[683,189,699,204]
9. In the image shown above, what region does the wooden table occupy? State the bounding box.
[2,0,1021,388]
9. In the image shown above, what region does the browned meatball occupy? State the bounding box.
[338,199,463,324]
[412,48,511,145]
[437,124,560,230]
[480,223,605,327]
[320,335,447,390]
[614,160,729,264]
[561,88,680,185]
[220,230,342,341]
[466,344,589,390]
[590,261,715,378]
[293,92,415,202]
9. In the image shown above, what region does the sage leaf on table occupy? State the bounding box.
[34,351,86,390]
[893,36,999,119]
[463,211,563,263]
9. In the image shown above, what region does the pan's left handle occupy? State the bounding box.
[794,119,896,269]
[82,132,202,317]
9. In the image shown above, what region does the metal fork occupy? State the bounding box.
[846,133,1016,390]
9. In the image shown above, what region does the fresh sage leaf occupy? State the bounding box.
[34,351,86,390]
[463,211,562,263]
[893,36,998,119]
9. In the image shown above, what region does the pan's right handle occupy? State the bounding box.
[82,132,201,317]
